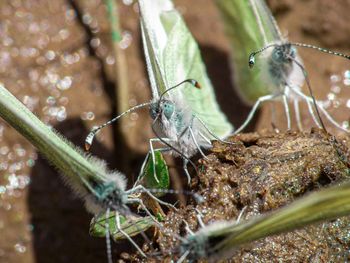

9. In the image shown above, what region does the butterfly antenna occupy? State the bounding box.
[140,187,204,204]
[85,102,152,151]
[288,56,327,133]
[249,43,278,68]
[151,117,200,179]
[291,43,350,60]
[159,79,200,104]
[105,208,113,263]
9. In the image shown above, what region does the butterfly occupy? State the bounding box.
[218,0,350,134]
[0,83,172,262]
[86,0,233,184]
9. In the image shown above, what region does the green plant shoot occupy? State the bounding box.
[90,213,154,240]
[141,150,169,197]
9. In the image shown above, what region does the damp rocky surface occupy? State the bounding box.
[128,129,350,262]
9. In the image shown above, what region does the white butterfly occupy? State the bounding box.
[87,0,233,183]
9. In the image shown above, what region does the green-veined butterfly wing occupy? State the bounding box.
[216,0,283,104]
[139,0,233,138]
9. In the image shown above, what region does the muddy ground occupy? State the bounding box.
[0,0,350,262]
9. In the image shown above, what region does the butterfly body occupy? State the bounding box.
[178,221,233,262]
[86,175,129,214]
[268,44,295,86]
[150,95,210,159]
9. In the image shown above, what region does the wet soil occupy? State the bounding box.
[0,0,350,263]
[152,129,350,262]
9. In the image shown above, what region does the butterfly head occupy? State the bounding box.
[271,43,296,65]
[150,100,175,120]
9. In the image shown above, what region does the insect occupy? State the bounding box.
[218,0,350,134]
[86,0,233,184]
[0,83,171,263]
[176,207,247,262]
[246,41,350,133]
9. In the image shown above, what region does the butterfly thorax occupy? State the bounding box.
[88,179,128,213]
[268,43,296,89]
[150,98,202,157]
[180,233,209,261]
[150,99,187,134]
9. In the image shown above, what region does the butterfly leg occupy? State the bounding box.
[282,93,291,130]
[306,99,322,128]
[194,116,234,145]
[134,145,172,188]
[288,84,321,128]
[177,250,191,263]
[293,98,303,131]
[182,158,191,185]
[290,85,349,132]
[236,206,247,224]
[127,197,159,223]
[317,103,349,132]
[136,138,174,186]
[127,185,177,210]
[115,211,147,258]
[194,208,205,228]
[234,94,278,134]
[188,126,208,160]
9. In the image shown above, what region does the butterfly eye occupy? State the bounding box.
[248,54,256,68]
[149,103,159,120]
[163,102,175,120]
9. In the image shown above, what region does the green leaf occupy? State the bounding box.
[216,0,282,104]
[139,0,233,137]
[142,150,170,196]
[90,212,154,240]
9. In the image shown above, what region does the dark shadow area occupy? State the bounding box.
[199,45,259,132]
[27,119,140,263]
[68,0,133,173]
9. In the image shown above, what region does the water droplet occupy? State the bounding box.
[130,112,139,121]
[57,76,72,90]
[26,159,35,168]
[344,70,350,79]
[0,186,6,194]
[346,99,350,108]
[45,50,56,61]
[81,111,95,121]
[14,243,26,253]
[343,79,350,86]
[82,13,93,25]
[106,55,115,65]
[56,107,67,122]
[119,31,133,49]
[0,146,9,155]
[122,0,133,5]
[327,93,335,101]
[90,38,100,48]
[46,96,56,106]
[330,85,341,94]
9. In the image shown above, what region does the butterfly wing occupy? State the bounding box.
[139,0,233,138]
[139,0,171,99]
[216,0,283,104]
[161,10,233,138]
